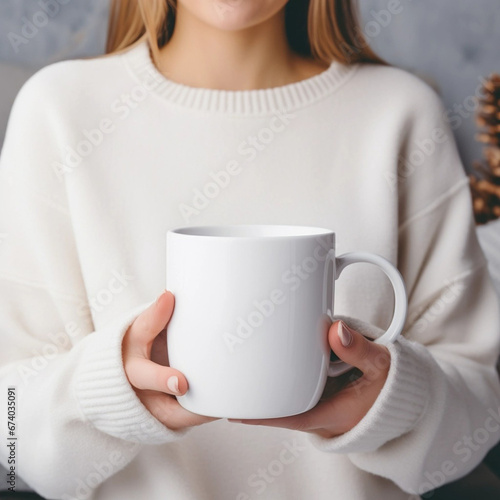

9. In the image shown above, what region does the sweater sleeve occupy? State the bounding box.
[309,78,500,495]
[0,67,187,499]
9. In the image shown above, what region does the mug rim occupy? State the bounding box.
[169,224,334,239]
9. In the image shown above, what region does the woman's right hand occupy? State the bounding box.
[123,290,217,431]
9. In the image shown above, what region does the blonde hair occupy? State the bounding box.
[107,0,384,66]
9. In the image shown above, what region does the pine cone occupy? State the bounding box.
[469,73,500,224]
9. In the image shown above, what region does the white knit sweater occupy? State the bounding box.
[1,42,500,500]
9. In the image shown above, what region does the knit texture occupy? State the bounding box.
[0,42,499,499]
[75,301,189,444]
[310,334,430,453]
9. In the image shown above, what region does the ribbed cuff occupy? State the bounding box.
[75,301,189,444]
[309,336,430,454]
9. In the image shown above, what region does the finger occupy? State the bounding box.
[228,414,312,431]
[150,328,168,366]
[230,387,359,435]
[229,397,342,432]
[128,290,175,346]
[140,391,219,430]
[329,321,391,378]
[125,356,188,396]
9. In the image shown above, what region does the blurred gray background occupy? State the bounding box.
[0,0,499,170]
[0,0,500,494]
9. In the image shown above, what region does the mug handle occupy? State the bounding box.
[324,250,408,377]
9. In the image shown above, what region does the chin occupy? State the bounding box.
[181,0,289,31]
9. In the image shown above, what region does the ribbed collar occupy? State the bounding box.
[122,41,357,116]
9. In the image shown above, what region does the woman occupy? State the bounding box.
[1,1,499,498]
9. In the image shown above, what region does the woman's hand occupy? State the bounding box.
[229,321,391,438]
[122,290,217,431]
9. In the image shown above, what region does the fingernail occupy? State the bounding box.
[156,290,166,305]
[228,419,242,423]
[338,321,353,347]
[167,375,180,394]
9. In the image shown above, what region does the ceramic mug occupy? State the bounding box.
[166,225,407,419]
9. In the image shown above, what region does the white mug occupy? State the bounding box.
[166,225,407,419]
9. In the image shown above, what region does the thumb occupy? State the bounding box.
[329,321,391,379]
[127,290,175,348]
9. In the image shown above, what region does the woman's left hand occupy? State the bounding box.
[229,321,391,439]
